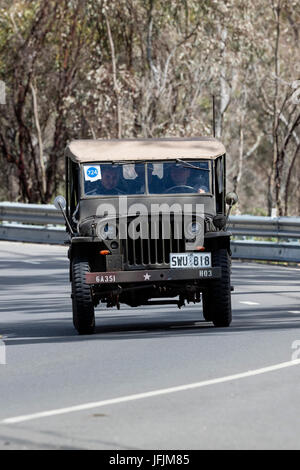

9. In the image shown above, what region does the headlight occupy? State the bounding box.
[185,221,203,239]
[97,223,118,240]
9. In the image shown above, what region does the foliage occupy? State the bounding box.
[0,0,299,215]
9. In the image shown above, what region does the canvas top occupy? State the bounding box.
[66,137,226,163]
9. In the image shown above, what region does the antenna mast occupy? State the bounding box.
[212,95,216,138]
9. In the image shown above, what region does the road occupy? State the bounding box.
[0,240,300,450]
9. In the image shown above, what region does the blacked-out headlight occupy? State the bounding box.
[98,223,118,240]
[185,221,203,239]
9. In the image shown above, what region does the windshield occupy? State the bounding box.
[82,161,210,196]
[147,161,210,194]
[83,163,145,196]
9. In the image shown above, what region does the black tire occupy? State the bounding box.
[71,257,95,334]
[202,249,232,327]
[202,290,212,321]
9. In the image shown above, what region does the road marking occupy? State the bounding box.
[2,359,300,425]
[239,301,260,305]
[234,264,300,272]
[288,311,300,314]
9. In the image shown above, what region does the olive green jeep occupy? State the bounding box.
[55,138,237,334]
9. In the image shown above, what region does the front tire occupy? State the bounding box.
[202,249,232,327]
[71,257,95,334]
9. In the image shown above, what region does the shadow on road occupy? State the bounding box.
[2,305,300,347]
[1,258,300,345]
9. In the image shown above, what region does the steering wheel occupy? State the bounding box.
[165,185,195,194]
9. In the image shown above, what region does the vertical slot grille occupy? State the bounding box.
[123,216,185,267]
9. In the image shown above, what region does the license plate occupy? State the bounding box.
[170,252,211,268]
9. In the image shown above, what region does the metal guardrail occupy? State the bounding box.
[227,215,300,262]
[0,202,300,262]
[228,215,300,239]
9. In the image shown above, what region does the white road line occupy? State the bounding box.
[2,359,300,425]
[235,265,300,273]
[288,311,300,314]
[239,301,260,305]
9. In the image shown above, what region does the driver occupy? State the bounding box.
[169,166,190,186]
[165,165,206,194]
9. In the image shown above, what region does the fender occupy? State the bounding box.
[204,231,232,254]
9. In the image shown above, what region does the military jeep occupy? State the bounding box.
[56,138,237,334]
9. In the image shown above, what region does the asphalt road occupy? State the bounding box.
[0,240,300,450]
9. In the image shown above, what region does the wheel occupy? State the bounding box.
[202,249,232,327]
[71,257,95,334]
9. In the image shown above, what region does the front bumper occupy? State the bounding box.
[86,267,221,285]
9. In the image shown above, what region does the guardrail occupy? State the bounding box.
[0,202,65,244]
[0,202,300,262]
[227,215,300,262]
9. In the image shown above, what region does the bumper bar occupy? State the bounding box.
[86,267,221,285]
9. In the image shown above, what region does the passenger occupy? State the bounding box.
[85,166,123,195]
[100,166,119,193]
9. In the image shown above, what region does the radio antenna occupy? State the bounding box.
[212,95,216,138]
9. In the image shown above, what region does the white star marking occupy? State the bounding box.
[144,273,151,281]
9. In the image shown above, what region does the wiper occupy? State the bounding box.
[175,159,210,171]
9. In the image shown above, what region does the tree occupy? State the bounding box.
[0,0,299,215]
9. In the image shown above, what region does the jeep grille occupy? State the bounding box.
[122,217,185,268]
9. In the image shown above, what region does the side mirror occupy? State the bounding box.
[53,195,74,236]
[54,195,66,211]
[225,192,238,206]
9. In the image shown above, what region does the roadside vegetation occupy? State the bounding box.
[0,0,299,215]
